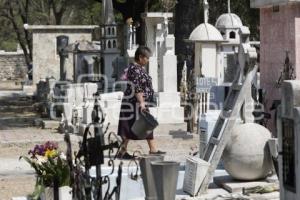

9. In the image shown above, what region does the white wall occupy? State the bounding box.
[201,43,218,78]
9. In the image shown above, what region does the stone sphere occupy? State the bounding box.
[222,123,273,180]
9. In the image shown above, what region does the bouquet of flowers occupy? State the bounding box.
[20,141,70,199]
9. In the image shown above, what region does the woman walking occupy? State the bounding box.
[117,46,165,159]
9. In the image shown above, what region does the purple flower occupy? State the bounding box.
[44,141,58,151]
[28,141,59,158]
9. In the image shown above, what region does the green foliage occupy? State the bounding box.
[0,0,105,51]
[148,0,164,12]
[114,11,124,23]
[0,0,260,51]
[67,0,102,25]
[0,0,143,51]
[20,155,70,186]
[0,18,17,50]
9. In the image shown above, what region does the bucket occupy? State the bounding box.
[139,155,164,200]
[131,111,159,139]
[151,161,180,200]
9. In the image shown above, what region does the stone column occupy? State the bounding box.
[143,12,184,123]
[149,57,158,92]
[161,35,177,93]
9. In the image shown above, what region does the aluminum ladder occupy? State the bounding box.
[197,65,258,195]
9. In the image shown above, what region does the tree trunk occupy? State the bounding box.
[6,1,32,67]
[175,0,200,89]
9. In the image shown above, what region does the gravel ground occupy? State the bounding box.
[0,129,80,200]
[0,175,36,200]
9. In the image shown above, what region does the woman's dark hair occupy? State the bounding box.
[134,46,152,61]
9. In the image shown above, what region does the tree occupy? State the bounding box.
[95,0,161,44]
[0,18,18,51]
[95,0,158,21]
[0,0,32,66]
[45,0,102,25]
[175,0,200,88]
[0,0,102,66]
[0,0,259,68]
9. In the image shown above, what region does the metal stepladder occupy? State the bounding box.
[196,65,258,195]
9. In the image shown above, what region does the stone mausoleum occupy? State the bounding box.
[251,0,300,132]
[25,25,98,85]
[189,0,258,157]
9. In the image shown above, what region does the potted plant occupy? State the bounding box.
[20,141,71,200]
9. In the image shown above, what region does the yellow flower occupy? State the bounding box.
[44,149,57,158]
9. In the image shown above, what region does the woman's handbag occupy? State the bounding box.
[131,110,159,139]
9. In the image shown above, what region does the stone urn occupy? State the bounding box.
[40,187,53,200]
[151,161,180,200]
[40,186,72,200]
[139,154,164,200]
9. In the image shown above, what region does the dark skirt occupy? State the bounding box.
[117,100,154,140]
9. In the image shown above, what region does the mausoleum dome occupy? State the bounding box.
[215,13,243,29]
[189,23,223,42]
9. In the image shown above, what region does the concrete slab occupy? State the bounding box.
[190,188,228,199]
[11,197,28,200]
[12,168,278,200]
[8,168,229,199]
[0,157,34,176]
[41,119,60,129]
[214,175,279,193]
[248,191,279,200]
[0,90,29,98]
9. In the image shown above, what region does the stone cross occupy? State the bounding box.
[102,0,115,24]
[204,0,209,23]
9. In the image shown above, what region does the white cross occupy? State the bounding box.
[204,0,209,23]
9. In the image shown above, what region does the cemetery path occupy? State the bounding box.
[0,91,200,199]
[0,92,38,130]
[0,91,280,200]
[0,91,78,199]
[0,128,81,200]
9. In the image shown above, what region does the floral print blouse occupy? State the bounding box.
[123,63,154,103]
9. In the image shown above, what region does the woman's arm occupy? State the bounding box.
[135,92,146,111]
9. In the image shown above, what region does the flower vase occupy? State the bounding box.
[40,186,72,200]
[58,186,72,200]
[40,187,53,200]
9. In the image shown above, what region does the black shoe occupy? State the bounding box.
[117,152,135,160]
[149,150,166,155]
